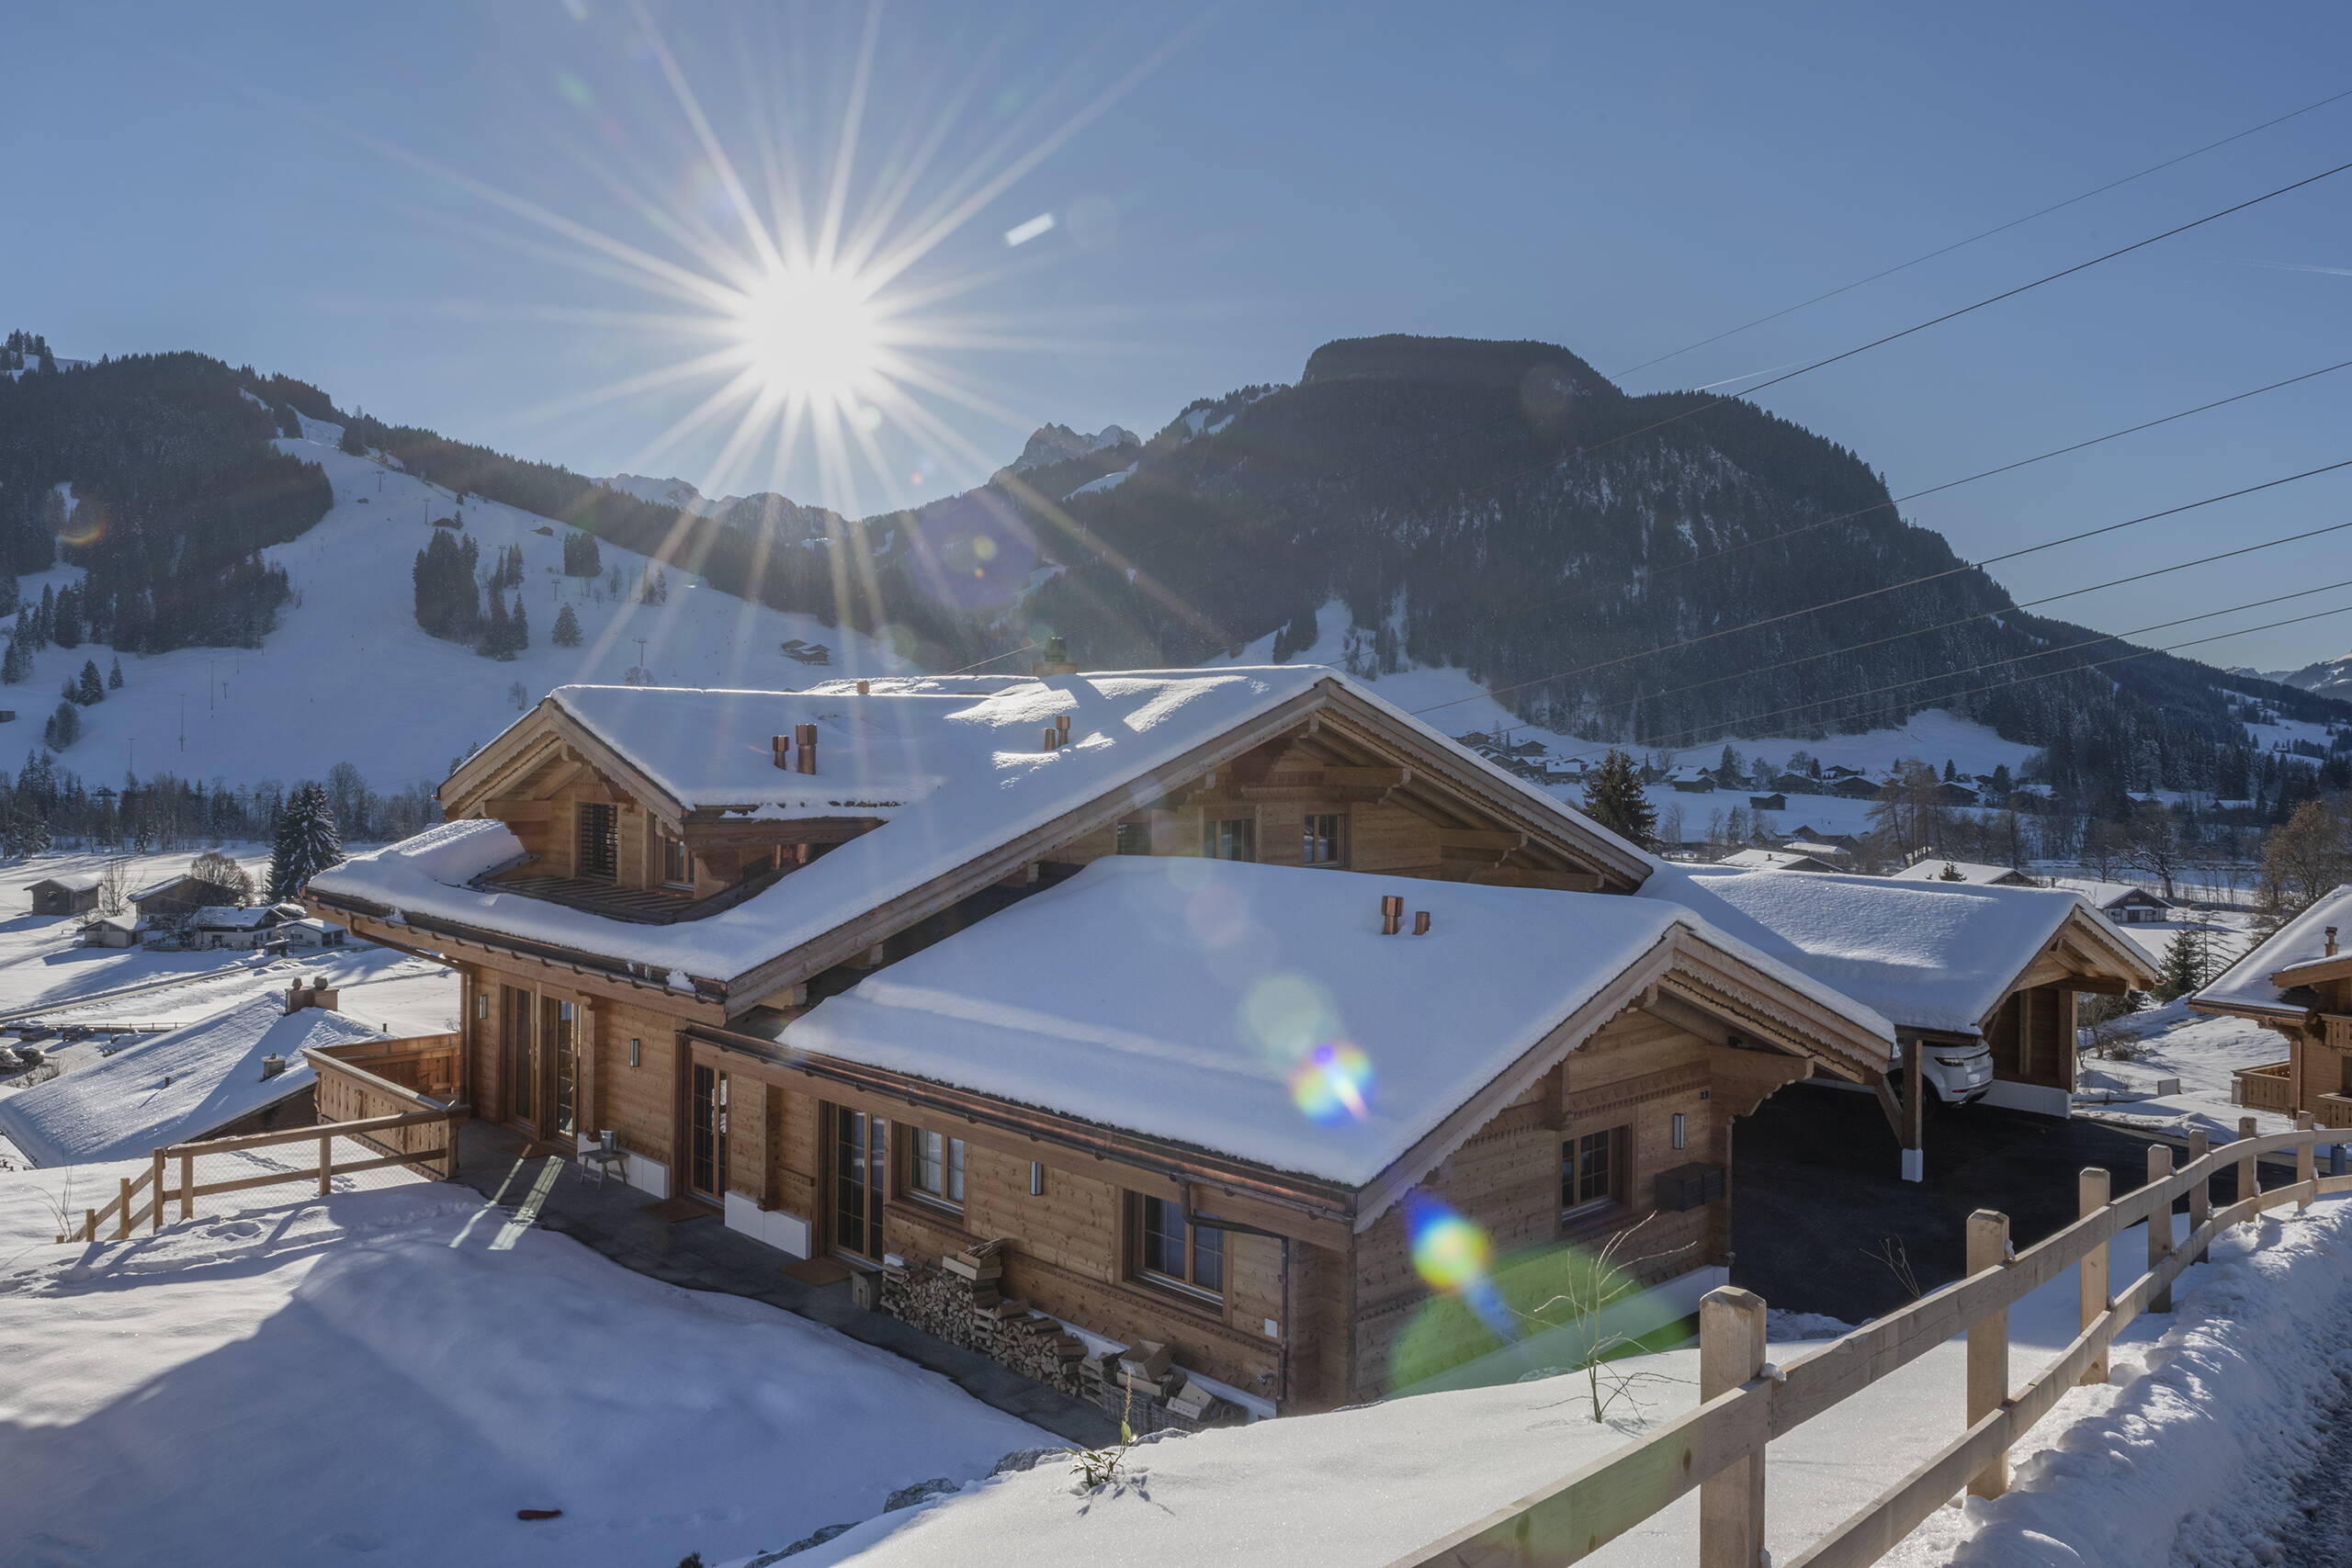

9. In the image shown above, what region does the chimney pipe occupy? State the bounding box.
[1380,895,1403,936]
[771,734,790,771]
[1056,714,1071,740]
[2329,926,2341,957]
[794,722,818,774]
[855,679,870,695]
[1041,727,1059,752]
[1413,910,1431,936]
[259,1053,287,1081]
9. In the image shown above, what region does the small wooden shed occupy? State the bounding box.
[28,874,102,918]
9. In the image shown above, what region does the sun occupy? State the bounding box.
[724,267,885,405]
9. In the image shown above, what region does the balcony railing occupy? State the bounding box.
[2232,1058,2294,1112]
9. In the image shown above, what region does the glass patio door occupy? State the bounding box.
[501,986,537,1128]
[544,998,578,1140]
[831,1105,887,1259]
[689,1064,729,1201]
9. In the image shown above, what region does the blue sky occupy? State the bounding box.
[9,0,2352,671]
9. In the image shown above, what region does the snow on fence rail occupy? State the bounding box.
[66,1104,468,1242]
[1385,1113,2352,1568]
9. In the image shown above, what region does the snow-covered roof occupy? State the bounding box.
[788,857,1890,1188]
[27,872,103,893]
[2194,886,2352,1018]
[1781,840,1849,857]
[1886,858,2028,886]
[1717,849,1830,872]
[0,996,383,1166]
[1639,864,2139,1036]
[131,873,208,899]
[317,667,1654,991]
[192,905,274,928]
[2067,880,2169,908]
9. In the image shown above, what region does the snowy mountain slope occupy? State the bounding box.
[14,423,913,792]
[2267,649,2352,698]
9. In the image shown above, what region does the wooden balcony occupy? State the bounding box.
[2232,1059,2294,1113]
[477,869,698,923]
[308,1033,467,1168]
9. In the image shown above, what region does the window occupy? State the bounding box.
[658,829,694,889]
[1302,812,1346,867]
[1561,1126,1626,1218]
[1133,1193,1225,1297]
[1114,820,1151,855]
[908,1128,967,1208]
[575,802,618,881]
[1203,817,1256,862]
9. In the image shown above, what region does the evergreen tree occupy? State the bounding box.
[51,583,81,648]
[2154,927,2211,1001]
[74,660,103,705]
[509,593,527,653]
[552,602,582,647]
[481,590,511,659]
[267,781,344,900]
[42,700,79,750]
[1579,749,1657,848]
[338,425,366,456]
[0,570,17,617]
[0,636,27,685]
[107,655,122,689]
[33,584,53,646]
[561,530,604,577]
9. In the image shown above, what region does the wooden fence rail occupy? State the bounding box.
[70,1105,469,1243]
[1389,1117,2351,1568]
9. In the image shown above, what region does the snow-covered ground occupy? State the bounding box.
[776,1206,2253,1568]
[2075,999,2308,1146]
[0,849,459,1165]
[1885,1197,2352,1568]
[11,421,917,794]
[0,1169,1048,1568]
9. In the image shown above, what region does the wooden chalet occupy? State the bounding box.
[1888,857,2037,888]
[2189,886,2352,1122]
[1651,864,2156,1174]
[307,668,1898,1419]
[131,873,231,921]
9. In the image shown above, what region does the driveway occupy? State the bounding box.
[1728,1081,2268,1323]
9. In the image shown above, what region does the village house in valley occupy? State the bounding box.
[307,667,1905,1417]
[2190,886,2352,1121]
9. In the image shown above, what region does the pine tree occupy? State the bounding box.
[42,700,79,750]
[509,594,527,654]
[481,591,511,659]
[268,782,344,900]
[2154,928,2210,1001]
[552,602,582,647]
[0,636,27,685]
[1579,749,1657,848]
[75,660,103,705]
[51,584,82,648]
[107,656,122,690]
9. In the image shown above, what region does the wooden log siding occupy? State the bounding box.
[1382,1122,2352,1568]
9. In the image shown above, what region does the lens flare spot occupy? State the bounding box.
[1288,1042,1373,1124]
[1239,974,1340,1062]
[1408,1200,1492,1293]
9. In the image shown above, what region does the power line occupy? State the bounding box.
[1624,517,2352,712]
[1614,599,2352,760]
[1486,355,2352,624]
[1608,85,2352,381]
[939,641,1039,676]
[1441,154,2352,518]
[1610,580,2352,756]
[1411,455,2352,717]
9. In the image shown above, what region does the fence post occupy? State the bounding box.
[116,1177,131,1241]
[2187,1130,2211,1241]
[2238,1116,2258,1213]
[2298,1119,2316,1211]
[2077,1168,2110,1385]
[82,1207,96,1243]
[318,1131,334,1197]
[2146,1145,2175,1313]
[179,1150,194,1223]
[1699,1285,1768,1568]
[152,1149,165,1233]
[1966,1209,2010,1499]
[444,1109,463,1181]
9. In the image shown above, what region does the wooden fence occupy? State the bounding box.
[2231,1060,2293,1112]
[1388,1115,2349,1568]
[68,1105,468,1243]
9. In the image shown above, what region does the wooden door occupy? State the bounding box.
[501,986,537,1131]
[544,998,579,1140]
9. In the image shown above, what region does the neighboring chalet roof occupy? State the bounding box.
[788,858,1892,1200]
[2192,886,2352,1020]
[2067,880,2171,910]
[191,905,276,929]
[1639,865,2157,1036]
[315,668,1656,1003]
[0,995,382,1166]
[131,873,214,901]
[26,872,102,893]
[1886,858,2033,886]
[1715,848,1838,873]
